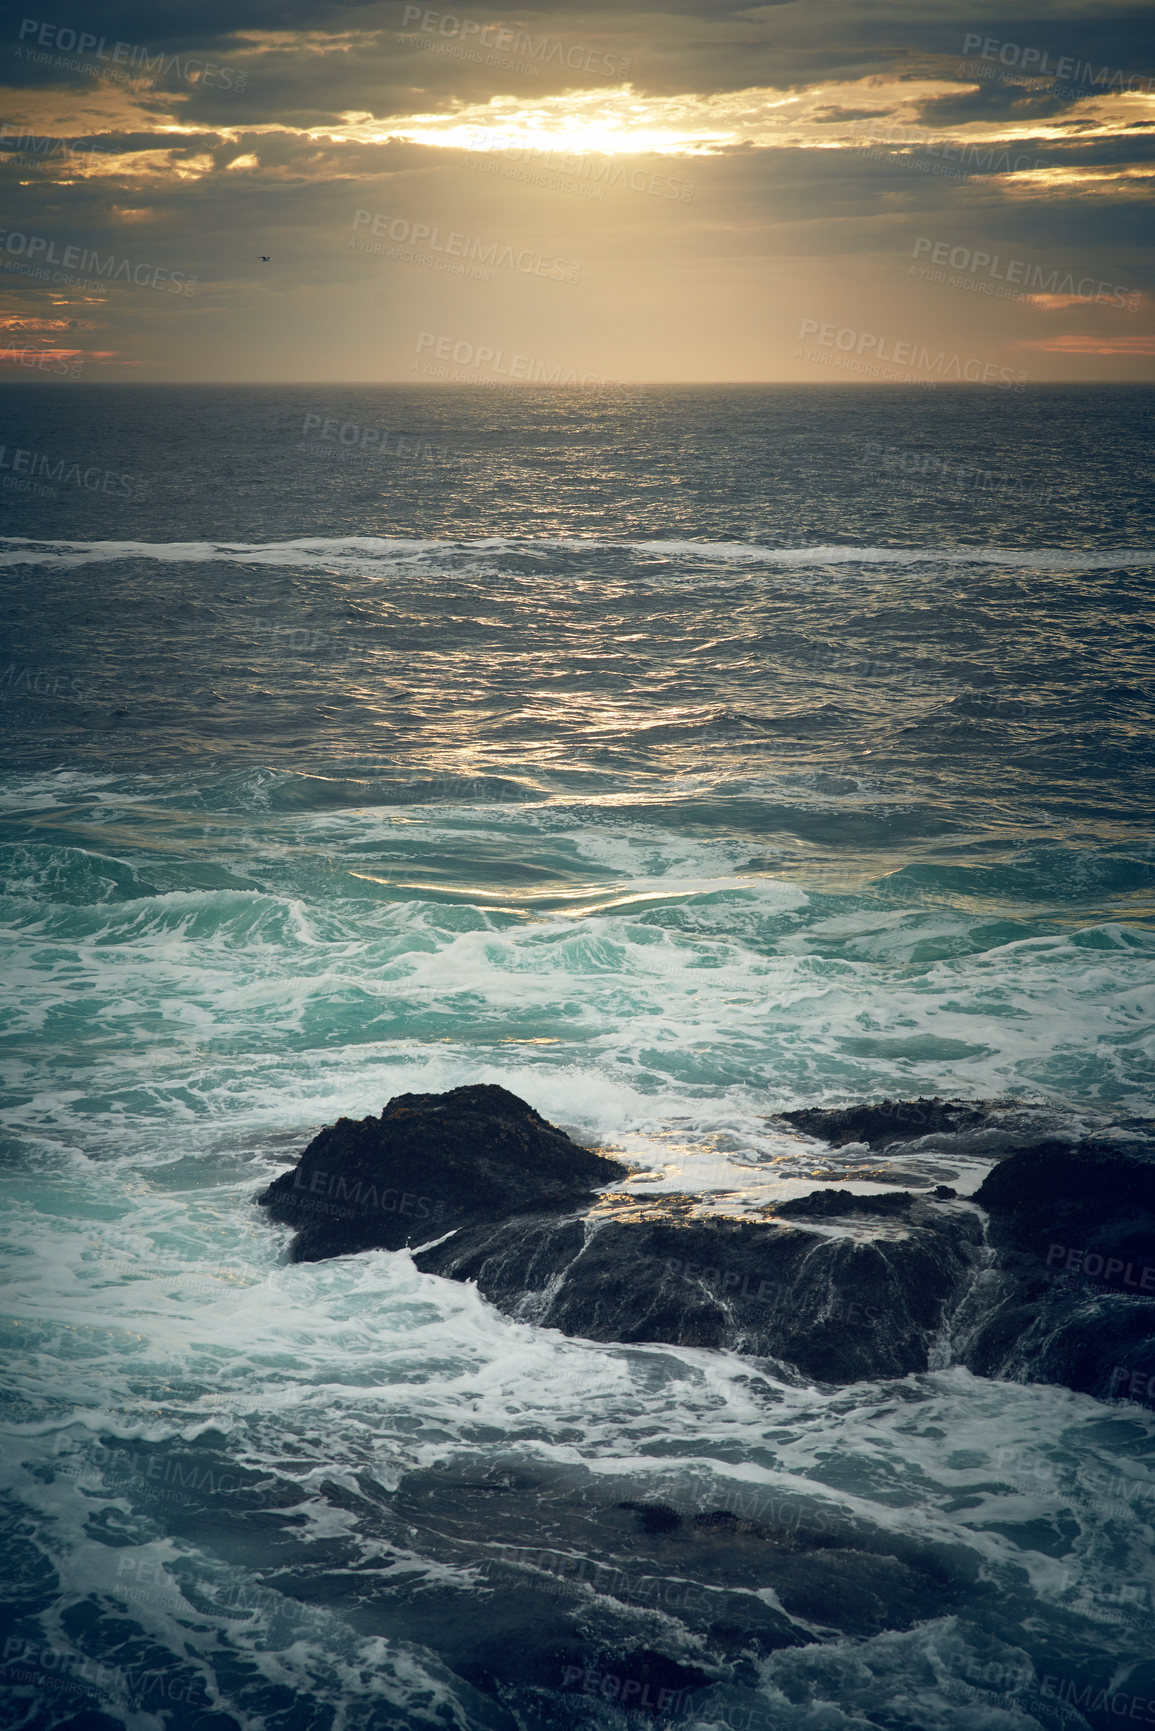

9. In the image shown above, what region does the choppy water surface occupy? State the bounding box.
[1,386,1154,1729]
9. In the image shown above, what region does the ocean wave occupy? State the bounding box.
[3,534,1154,574]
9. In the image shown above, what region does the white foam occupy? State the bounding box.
[5,1105,1153,1727]
[3,534,1153,574]
[3,804,1151,1166]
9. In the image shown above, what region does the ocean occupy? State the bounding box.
[1,382,1154,1730]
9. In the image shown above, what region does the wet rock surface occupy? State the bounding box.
[258,1086,1155,1400]
[346,1456,987,1721]
[257,1082,628,1262]
[413,1199,984,1384]
[779,1096,992,1148]
[963,1137,1155,1400]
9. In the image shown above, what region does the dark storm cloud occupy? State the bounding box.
[9,0,379,49]
[692,139,1104,215]
[743,3,1155,67]
[1040,128,1155,161]
[812,107,891,124]
[950,11,1155,73]
[6,0,1151,122]
[7,0,1153,94]
[913,80,1111,126]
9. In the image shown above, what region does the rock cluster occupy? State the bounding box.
[258,1084,1155,1400]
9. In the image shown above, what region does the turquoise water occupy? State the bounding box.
[1,386,1154,1728]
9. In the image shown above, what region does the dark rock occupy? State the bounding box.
[974,1139,1155,1257]
[961,1138,1155,1400]
[618,1501,683,1534]
[561,1650,712,1716]
[256,1087,1155,1404]
[257,1083,628,1263]
[781,1096,989,1148]
[604,1481,986,1639]
[693,1510,747,1534]
[274,1451,985,1717]
[773,1186,915,1219]
[414,1198,984,1383]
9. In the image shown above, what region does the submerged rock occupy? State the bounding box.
[365,1455,986,1710]
[257,1085,1155,1402]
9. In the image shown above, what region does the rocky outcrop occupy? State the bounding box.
[257,1086,1155,1401]
[412,1192,984,1384]
[257,1083,628,1263]
[780,1096,991,1148]
[961,1138,1155,1400]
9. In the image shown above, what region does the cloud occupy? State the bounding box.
[1013,332,1155,353]
[0,0,1151,381]
[1019,291,1143,310]
[0,311,96,329]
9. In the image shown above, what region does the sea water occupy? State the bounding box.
[1,384,1154,1729]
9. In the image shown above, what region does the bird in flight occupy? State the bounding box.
[260,255,270,262]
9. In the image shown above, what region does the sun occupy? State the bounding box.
[321,85,746,157]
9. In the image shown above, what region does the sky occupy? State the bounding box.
[0,0,1152,383]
